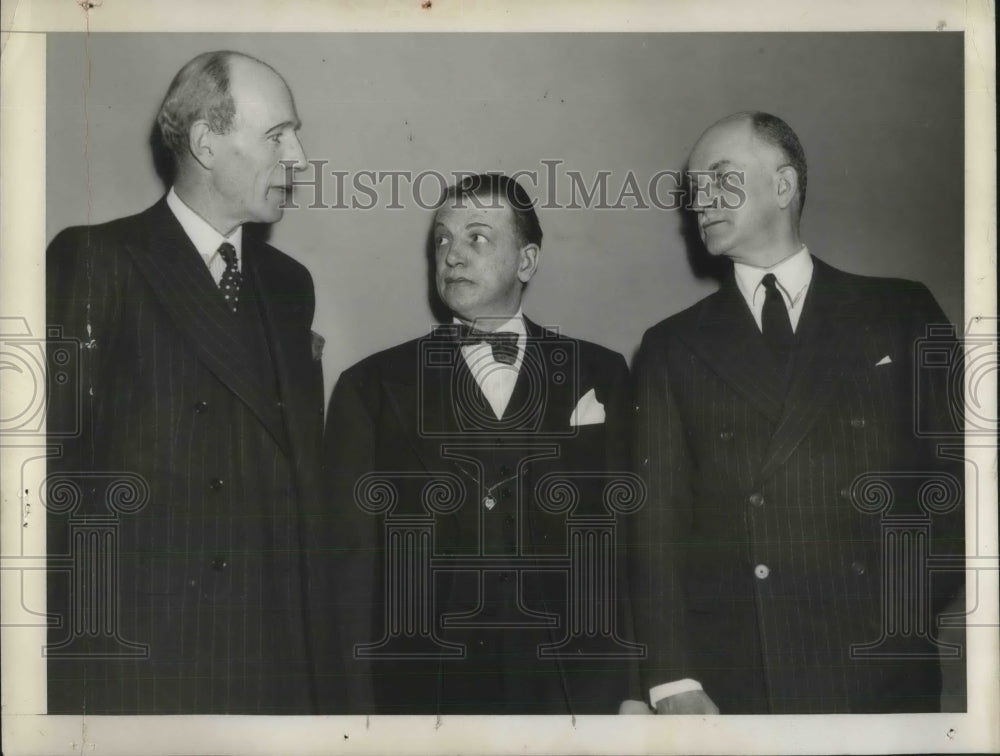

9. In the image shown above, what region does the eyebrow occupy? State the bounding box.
[702,159,735,173]
[433,221,493,231]
[265,119,301,135]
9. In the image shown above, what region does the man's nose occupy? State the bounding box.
[445,242,466,267]
[284,133,308,172]
[687,174,720,212]
[688,187,714,213]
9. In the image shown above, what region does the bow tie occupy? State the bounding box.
[456,325,520,365]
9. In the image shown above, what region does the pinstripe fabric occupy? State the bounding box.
[315,321,639,714]
[46,200,324,714]
[631,258,964,713]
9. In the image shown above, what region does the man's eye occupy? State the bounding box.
[720,171,742,192]
[471,233,488,244]
[687,173,715,192]
[269,134,282,144]
[435,236,450,247]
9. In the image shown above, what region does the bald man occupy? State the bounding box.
[46,51,323,714]
[630,112,964,714]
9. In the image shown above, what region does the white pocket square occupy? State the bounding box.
[875,355,893,366]
[569,388,605,426]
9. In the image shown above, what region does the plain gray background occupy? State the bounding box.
[46,33,964,399]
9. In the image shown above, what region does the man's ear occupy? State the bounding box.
[188,121,216,170]
[775,165,798,211]
[517,244,540,284]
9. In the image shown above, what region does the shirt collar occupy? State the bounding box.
[452,309,526,337]
[166,187,243,263]
[734,245,813,309]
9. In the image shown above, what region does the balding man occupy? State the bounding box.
[630,112,964,714]
[46,51,323,714]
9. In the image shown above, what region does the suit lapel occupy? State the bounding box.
[758,258,858,481]
[382,330,470,475]
[243,239,305,459]
[126,200,288,449]
[679,277,786,422]
[504,318,569,429]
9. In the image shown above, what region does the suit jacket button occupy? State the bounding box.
[209,478,224,491]
[850,417,866,429]
[193,400,208,413]
[211,555,228,571]
[748,492,765,508]
[719,430,735,441]
[851,561,866,575]
[754,564,770,579]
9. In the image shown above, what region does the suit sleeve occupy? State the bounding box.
[311,366,380,713]
[591,349,644,702]
[907,284,965,618]
[46,227,123,476]
[45,227,127,680]
[630,329,696,701]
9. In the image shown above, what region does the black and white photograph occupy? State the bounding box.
[0,1,996,754]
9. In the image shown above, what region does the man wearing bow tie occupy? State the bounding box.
[630,112,965,714]
[318,174,640,714]
[45,51,323,714]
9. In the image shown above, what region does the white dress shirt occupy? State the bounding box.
[733,245,814,333]
[455,311,527,420]
[166,187,243,284]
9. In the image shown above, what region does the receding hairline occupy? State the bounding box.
[224,53,299,129]
[224,51,284,81]
[225,53,294,98]
[697,112,767,150]
[692,113,792,174]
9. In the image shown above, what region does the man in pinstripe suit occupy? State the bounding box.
[45,51,324,713]
[629,112,964,714]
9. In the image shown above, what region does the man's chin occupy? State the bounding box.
[253,207,284,225]
[442,298,472,318]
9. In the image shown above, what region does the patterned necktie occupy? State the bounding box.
[218,242,241,313]
[457,325,519,365]
[761,273,794,364]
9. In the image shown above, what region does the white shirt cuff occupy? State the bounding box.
[649,678,703,707]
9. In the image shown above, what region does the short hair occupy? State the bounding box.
[746,111,808,215]
[438,174,543,248]
[155,50,272,162]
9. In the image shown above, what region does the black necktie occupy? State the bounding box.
[457,325,519,365]
[761,273,794,364]
[218,242,241,313]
